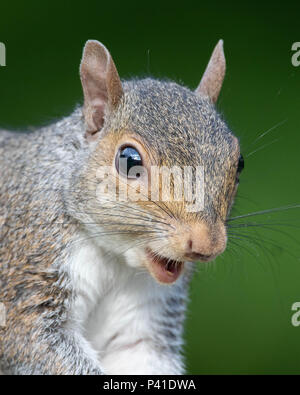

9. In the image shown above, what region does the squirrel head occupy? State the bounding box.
[77,40,243,284]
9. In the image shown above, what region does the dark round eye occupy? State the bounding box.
[236,154,244,183]
[237,154,244,174]
[116,146,143,179]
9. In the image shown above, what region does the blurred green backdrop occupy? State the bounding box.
[1,0,300,374]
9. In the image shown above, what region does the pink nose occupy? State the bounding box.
[181,222,226,262]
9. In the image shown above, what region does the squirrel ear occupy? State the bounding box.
[80,40,124,138]
[195,40,226,103]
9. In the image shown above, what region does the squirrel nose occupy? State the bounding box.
[182,222,226,262]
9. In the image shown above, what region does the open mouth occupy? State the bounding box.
[145,248,184,284]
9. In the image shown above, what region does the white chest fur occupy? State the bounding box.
[66,234,186,374]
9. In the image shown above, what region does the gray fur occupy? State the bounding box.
[0,76,239,374]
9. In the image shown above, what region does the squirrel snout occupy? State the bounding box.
[178,222,227,262]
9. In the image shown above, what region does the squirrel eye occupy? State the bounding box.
[237,154,244,174]
[236,154,244,183]
[116,146,143,179]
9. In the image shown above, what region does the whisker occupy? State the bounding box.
[245,138,279,158]
[85,176,174,223]
[98,167,176,221]
[227,204,300,222]
[246,119,287,152]
[71,230,164,246]
[228,231,299,261]
[227,235,261,261]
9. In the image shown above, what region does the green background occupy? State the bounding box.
[1,0,300,374]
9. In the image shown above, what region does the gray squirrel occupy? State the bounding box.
[0,40,243,374]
